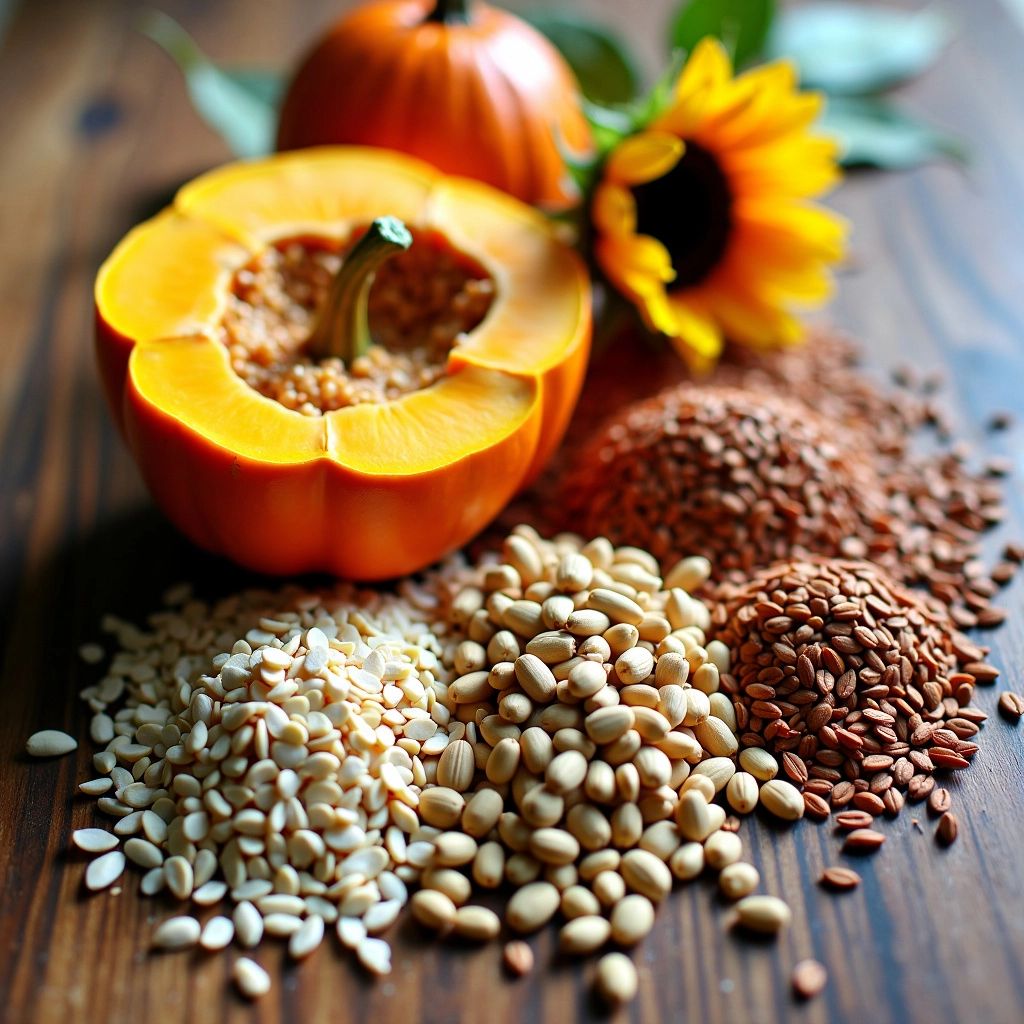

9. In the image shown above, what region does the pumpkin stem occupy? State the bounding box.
[308,216,413,365]
[426,0,471,24]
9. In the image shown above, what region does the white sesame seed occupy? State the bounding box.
[26,730,77,758]
[72,828,118,854]
[233,957,271,999]
[85,850,125,890]
[152,915,201,950]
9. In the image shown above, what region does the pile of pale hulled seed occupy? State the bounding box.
[68,530,803,1007]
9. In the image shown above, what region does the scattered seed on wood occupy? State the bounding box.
[792,959,828,1000]
[998,692,1024,721]
[820,867,861,891]
[233,957,271,999]
[26,729,77,758]
[595,952,638,1007]
[503,940,534,977]
[843,829,886,853]
[937,812,960,846]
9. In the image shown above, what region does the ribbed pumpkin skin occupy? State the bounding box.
[276,0,592,210]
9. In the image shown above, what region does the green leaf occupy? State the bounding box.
[766,3,951,96]
[821,96,965,169]
[523,11,640,105]
[669,0,776,68]
[141,10,282,158]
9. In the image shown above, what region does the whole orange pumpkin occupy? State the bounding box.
[276,0,592,210]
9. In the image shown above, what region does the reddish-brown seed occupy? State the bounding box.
[964,662,999,684]
[907,775,935,801]
[852,792,886,816]
[929,749,970,771]
[936,812,959,846]
[802,792,831,821]
[928,788,952,815]
[820,867,861,891]
[835,810,874,831]
[503,940,534,977]
[998,692,1024,722]
[843,829,886,853]
[882,789,904,816]
[792,959,828,1000]
[782,752,809,786]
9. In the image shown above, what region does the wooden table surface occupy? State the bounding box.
[2,1,1023,1022]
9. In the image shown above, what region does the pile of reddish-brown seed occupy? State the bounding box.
[559,332,1015,627]
[712,558,996,845]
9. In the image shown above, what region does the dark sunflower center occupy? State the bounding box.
[632,141,733,288]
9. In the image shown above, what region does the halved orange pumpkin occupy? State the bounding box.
[95,147,591,578]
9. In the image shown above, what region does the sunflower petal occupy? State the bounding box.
[591,183,636,238]
[662,296,723,369]
[604,131,685,186]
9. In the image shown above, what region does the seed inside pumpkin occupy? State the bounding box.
[222,225,494,415]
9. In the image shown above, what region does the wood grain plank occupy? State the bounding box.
[1,1,1023,1023]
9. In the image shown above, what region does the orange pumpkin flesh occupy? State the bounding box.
[276,0,592,211]
[95,148,591,579]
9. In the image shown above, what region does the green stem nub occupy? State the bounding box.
[426,0,471,25]
[308,216,413,365]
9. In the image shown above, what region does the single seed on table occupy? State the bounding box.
[936,811,959,846]
[820,866,861,891]
[559,915,612,955]
[26,729,77,758]
[719,862,759,900]
[152,915,201,950]
[609,894,655,946]
[200,916,234,951]
[233,957,271,999]
[453,905,501,941]
[735,895,792,935]
[72,828,118,854]
[792,959,828,1000]
[506,881,561,933]
[759,780,805,822]
[998,692,1024,721]
[928,788,952,815]
[78,778,112,796]
[85,850,125,891]
[503,940,534,977]
[595,952,638,1007]
[843,829,886,853]
[357,937,392,975]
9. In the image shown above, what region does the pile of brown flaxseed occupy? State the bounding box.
[712,557,996,850]
[560,332,1016,627]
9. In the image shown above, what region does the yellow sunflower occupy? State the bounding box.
[592,37,847,368]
